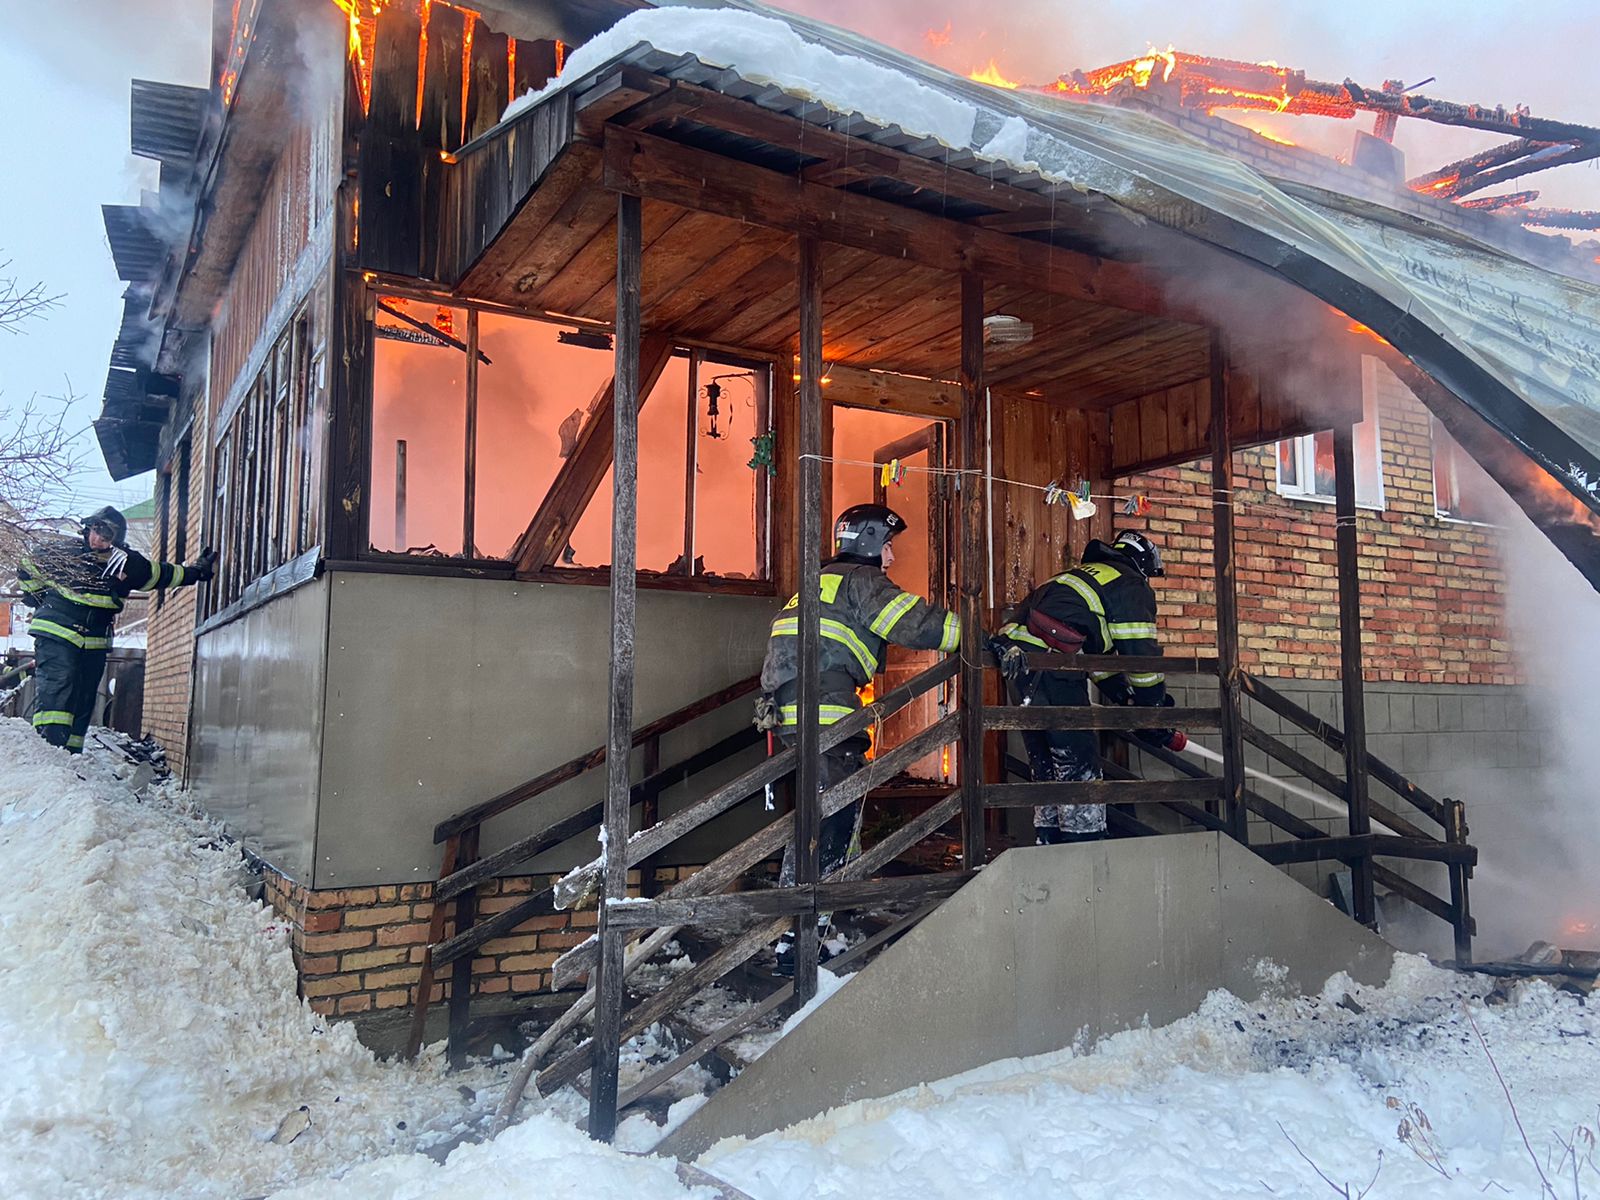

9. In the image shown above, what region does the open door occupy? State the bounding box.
[872,422,952,781]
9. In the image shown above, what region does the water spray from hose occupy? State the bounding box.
[1178,741,1401,834]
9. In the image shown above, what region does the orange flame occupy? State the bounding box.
[1347,320,1390,347]
[858,681,877,758]
[507,35,517,90]
[969,58,1020,89]
[415,0,431,129]
[925,21,953,50]
[460,9,478,142]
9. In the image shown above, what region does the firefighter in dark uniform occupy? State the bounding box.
[994,530,1185,843]
[19,506,216,753]
[759,503,960,877]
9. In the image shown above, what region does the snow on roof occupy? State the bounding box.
[492,1,1600,509]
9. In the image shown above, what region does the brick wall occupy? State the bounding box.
[142,428,207,773]
[1123,361,1515,685]
[262,863,699,1017]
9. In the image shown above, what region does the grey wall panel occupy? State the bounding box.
[315,574,773,887]
[661,833,1395,1160]
[190,579,330,882]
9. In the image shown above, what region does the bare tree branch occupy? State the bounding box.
[0,261,62,335]
[0,385,86,571]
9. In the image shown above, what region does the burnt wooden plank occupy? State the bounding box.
[538,197,683,316]
[1212,337,1247,840]
[404,834,459,1060]
[644,228,791,332]
[589,190,644,1143]
[457,144,601,297]
[446,825,480,1068]
[465,29,509,144]
[959,273,987,865]
[1333,418,1375,926]
[982,705,1221,731]
[1253,834,1373,866]
[984,779,1224,807]
[1370,835,1477,866]
[604,873,973,931]
[511,334,675,573]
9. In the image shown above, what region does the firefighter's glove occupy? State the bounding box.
[185,547,219,582]
[988,637,1027,683]
[1137,695,1186,754]
[1094,674,1134,707]
[753,694,780,733]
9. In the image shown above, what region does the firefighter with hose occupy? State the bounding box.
[757,503,960,972]
[992,530,1185,843]
[18,506,216,753]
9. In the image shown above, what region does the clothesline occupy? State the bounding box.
[794,452,1272,513]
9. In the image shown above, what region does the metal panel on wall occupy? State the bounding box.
[190,578,331,881]
[315,573,773,887]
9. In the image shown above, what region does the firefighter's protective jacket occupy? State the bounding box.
[761,556,960,727]
[1000,539,1167,706]
[18,534,197,651]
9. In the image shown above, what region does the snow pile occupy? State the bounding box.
[702,956,1600,1199]
[0,721,497,1199]
[267,1114,710,1199]
[503,8,976,148]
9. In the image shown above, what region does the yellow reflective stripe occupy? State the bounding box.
[140,562,159,589]
[170,564,186,587]
[820,573,843,604]
[770,617,878,677]
[32,711,74,727]
[1000,622,1048,649]
[1127,673,1165,687]
[1108,622,1158,641]
[18,577,45,592]
[29,620,86,647]
[777,703,857,725]
[821,619,877,676]
[869,591,920,637]
[83,636,110,651]
[66,735,85,749]
[938,611,960,653]
[1089,671,1116,681]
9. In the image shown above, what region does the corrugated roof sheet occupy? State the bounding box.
[130,79,208,167]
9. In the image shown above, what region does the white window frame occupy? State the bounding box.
[1274,356,1385,511]
[1430,417,1500,526]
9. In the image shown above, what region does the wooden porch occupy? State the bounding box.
[347,58,1482,1140]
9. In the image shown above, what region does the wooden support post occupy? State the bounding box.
[958,274,987,867]
[404,835,460,1061]
[792,236,825,1005]
[445,824,479,1069]
[588,191,642,1143]
[1333,420,1376,927]
[1445,798,1473,963]
[1209,333,1247,843]
[463,310,479,556]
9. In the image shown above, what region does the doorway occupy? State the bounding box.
[829,405,953,783]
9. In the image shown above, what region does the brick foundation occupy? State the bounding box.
[262,864,698,1016]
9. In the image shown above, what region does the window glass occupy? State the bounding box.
[1432,419,1500,523]
[567,355,691,571]
[369,298,467,555]
[474,315,617,560]
[1274,359,1383,509]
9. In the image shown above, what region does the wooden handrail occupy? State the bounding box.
[433,674,760,843]
[982,705,1221,732]
[1239,672,1448,825]
[992,650,1221,674]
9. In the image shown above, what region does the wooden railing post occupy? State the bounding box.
[404,834,460,1061]
[1332,420,1375,927]
[589,190,643,1143]
[1446,797,1473,963]
[792,235,825,1005]
[958,273,987,868]
[446,825,479,1069]
[1209,333,1247,843]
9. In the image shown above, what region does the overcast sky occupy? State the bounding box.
[1,0,1595,520]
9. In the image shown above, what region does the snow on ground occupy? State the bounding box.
[6,714,1600,1199]
[703,957,1600,1199]
[0,719,700,1200]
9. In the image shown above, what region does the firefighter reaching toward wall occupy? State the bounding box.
[993,530,1185,844]
[19,506,216,753]
[758,502,960,880]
